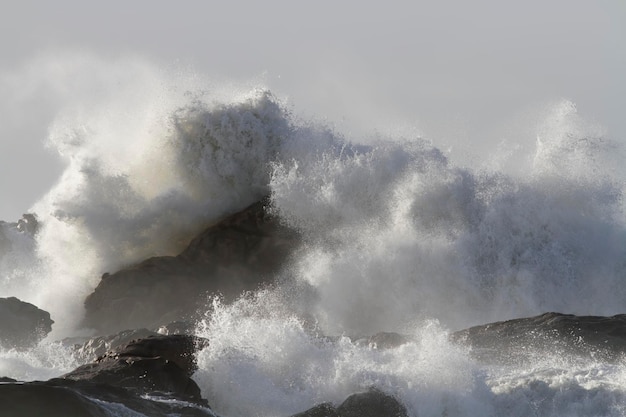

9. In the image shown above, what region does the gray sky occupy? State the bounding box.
[1,0,625,220]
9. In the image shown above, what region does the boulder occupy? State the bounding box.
[0,334,213,416]
[451,312,626,365]
[63,335,209,404]
[0,297,54,349]
[0,381,112,417]
[68,328,160,363]
[0,379,214,417]
[291,402,337,417]
[291,389,408,417]
[83,198,300,333]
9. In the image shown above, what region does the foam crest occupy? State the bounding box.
[2,55,305,336]
[270,101,626,333]
[488,363,626,416]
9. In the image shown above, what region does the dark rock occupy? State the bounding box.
[0,297,54,349]
[0,381,111,417]
[290,389,408,417]
[337,389,408,417]
[157,320,196,335]
[291,402,338,417]
[0,334,213,416]
[63,335,209,404]
[68,328,160,363]
[0,379,214,417]
[16,213,38,236]
[83,198,300,333]
[451,312,626,365]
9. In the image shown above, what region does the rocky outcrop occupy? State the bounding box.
[63,335,209,403]
[68,328,161,363]
[83,198,300,334]
[291,389,408,417]
[451,312,626,364]
[0,379,215,417]
[0,334,214,416]
[0,297,53,349]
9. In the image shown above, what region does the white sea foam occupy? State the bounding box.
[269,98,626,334]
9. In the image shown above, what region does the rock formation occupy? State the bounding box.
[451,312,626,364]
[63,334,209,403]
[0,297,54,349]
[0,334,214,417]
[83,198,300,333]
[291,389,409,417]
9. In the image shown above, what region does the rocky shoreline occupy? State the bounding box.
[3,199,626,416]
[3,311,626,416]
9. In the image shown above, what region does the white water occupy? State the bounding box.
[1,57,626,416]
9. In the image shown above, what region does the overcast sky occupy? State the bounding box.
[1,1,625,220]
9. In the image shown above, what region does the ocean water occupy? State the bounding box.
[1,61,626,416]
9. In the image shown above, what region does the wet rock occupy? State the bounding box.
[16,213,38,236]
[0,379,215,417]
[83,198,300,333]
[451,312,626,364]
[68,328,160,363]
[337,389,409,417]
[157,320,196,335]
[291,402,338,417]
[0,334,213,416]
[63,335,209,404]
[0,297,54,349]
[0,381,111,417]
[291,389,408,417]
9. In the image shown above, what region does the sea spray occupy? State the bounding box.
[1,56,626,415]
[0,341,79,382]
[193,292,492,417]
[4,73,299,337]
[269,100,626,333]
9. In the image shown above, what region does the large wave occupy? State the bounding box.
[1,55,625,340]
[1,55,626,416]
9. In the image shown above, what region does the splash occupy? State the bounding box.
[1,55,626,416]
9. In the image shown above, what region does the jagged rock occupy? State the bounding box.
[0,335,213,416]
[0,297,54,349]
[63,335,209,404]
[68,328,161,363]
[451,312,626,364]
[291,389,408,417]
[16,213,38,235]
[291,402,337,417]
[0,379,215,417]
[83,198,300,334]
[157,320,196,335]
[0,380,112,417]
